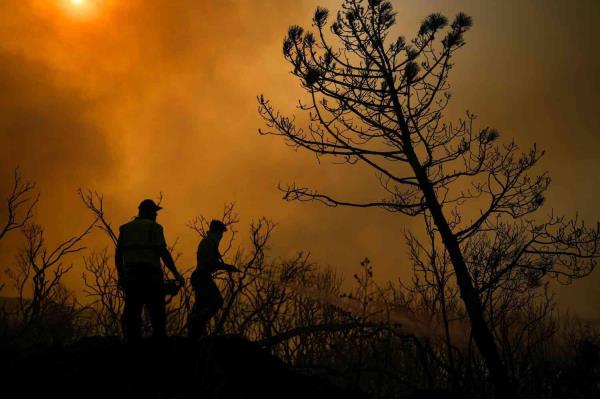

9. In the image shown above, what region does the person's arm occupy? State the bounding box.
[216,256,239,273]
[155,224,184,285]
[159,246,184,283]
[211,261,238,273]
[220,263,240,273]
[210,241,239,273]
[115,227,124,283]
[198,239,239,273]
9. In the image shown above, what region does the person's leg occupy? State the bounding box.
[188,274,223,338]
[146,283,167,340]
[197,278,224,335]
[188,287,207,339]
[122,284,143,343]
[205,278,224,322]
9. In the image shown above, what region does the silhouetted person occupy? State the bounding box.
[188,220,239,338]
[115,199,185,343]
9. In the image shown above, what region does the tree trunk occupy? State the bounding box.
[402,141,516,399]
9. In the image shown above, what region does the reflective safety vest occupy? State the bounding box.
[116,218,166,270]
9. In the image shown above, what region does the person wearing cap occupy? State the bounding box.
[188,219,239,338]
[115,199,185,342]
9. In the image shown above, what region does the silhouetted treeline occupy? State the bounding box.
[0,176,598,398]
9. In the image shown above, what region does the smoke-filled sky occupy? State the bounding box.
[0,0,598,318]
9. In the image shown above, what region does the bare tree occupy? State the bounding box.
[257,1,600,396]
[6,220,94,340]
[403,216,569,397]
[81,249,123,336]
[0,168,38,242]
[78,189,118,245]
[77,190,124,335]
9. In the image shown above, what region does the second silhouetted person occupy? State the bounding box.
[188,220,239,338]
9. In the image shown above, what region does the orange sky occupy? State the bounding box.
[0,0,598,319]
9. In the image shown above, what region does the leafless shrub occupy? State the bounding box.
[5,220,94,342]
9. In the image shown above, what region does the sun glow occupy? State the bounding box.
[62,0,98,18]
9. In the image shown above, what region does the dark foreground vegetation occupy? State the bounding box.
[0,182,598,398]
[2,335,368,399]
